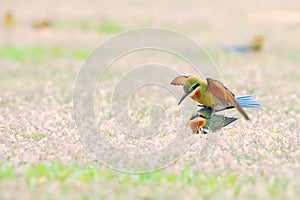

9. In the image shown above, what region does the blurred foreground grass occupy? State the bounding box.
[0,163,294,199]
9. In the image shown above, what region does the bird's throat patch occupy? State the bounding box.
[188,117,206,132]
[190,89,201,101]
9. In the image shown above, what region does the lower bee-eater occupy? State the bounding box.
[171,75,262,120]
[189,106,238,134]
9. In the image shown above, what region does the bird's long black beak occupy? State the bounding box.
[178,83,201,105]
[178,91,191,105]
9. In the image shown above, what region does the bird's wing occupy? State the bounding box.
[170,74,191,86]
[206,78,250,120]
[208,115,238,131]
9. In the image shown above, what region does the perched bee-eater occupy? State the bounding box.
[189,106,238,134]
[250,36,264,51]
[4,11,15,26]
[224,36,264,52]
[171,75,262,120]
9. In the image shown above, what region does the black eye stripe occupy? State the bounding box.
[190,83,200,92]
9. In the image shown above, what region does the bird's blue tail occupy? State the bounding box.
[236,95,262,110]
[223,45,250,53]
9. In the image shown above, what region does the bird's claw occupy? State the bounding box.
[199,127,209,134]
[202,128,210,134]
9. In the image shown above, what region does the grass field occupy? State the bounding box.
[1,0,300,199]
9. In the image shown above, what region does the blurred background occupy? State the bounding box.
[1,0,300,199]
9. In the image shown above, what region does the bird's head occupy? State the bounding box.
[178,77,201,105]
[251,36,264,51]
[196,107,212,118]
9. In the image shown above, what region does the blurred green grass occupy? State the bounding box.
[0,45,90,63]
[54,19,124,33]
[97,21,124,33]
[0,163,292,199]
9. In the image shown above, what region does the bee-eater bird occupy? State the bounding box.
[189,107,238,134]
[33,19,50,29]
[224,36,264,52]
[171,75,262,120]
[4,11,15,26]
